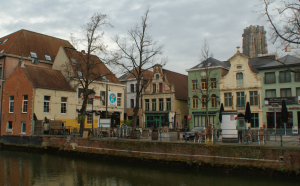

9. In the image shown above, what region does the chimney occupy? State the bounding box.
[81,50,85,54]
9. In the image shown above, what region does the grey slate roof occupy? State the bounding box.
[257,55,300,70]
[189,57,229,70]
[248,55,276,73]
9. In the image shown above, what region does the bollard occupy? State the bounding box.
[159,128,162,142]
[100,125,103,138]
[281,135,283,147]
[185,126,187,143]
[138,129,140,140]
[117,125,119,140]
[213,128,215,144]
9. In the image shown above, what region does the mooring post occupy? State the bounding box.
[138,129,140,140]
[100,125,103,138]
[281,135,283,147]
[117,125,119,140]
[159,128,162,142]
[185,126,187,143]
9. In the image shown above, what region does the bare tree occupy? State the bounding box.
[262,0,300,45]
[110,7,167,129]
[71,13,112,133]
[190,40,219,128]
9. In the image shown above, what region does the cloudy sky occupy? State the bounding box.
[0,0,286,76]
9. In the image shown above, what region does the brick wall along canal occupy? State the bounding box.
[0,149,299,186]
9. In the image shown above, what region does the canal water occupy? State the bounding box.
[0,149,298,186]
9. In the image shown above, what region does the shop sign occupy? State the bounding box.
[264,97,298,105]
[192,111,217,115]
[108,92,117,106]
[293,126,298,134]
[268,106,300,111]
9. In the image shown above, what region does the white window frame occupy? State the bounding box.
[61,97,67,114]
[45,54,51,61]
[44,96,50,113]
[9,96,14,113]
[30,51,37,58]
[22,95,28,113]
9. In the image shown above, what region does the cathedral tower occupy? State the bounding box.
[242,25,268,58]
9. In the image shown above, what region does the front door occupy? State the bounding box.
[237,118,245,129]
[154,116,161,128]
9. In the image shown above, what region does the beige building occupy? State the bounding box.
[142,64,188,129]
[220,47,263,129]
[53,47,125,128]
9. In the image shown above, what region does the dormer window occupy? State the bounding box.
[237,65,242,69]
[77,70,82,77]
[30,52,37,58]
[0,49,5,53]
[102,75,107,81]
[156,74,159,80]
[3,38,8,44]
[198,64,203,68]
[207,62,211,66]
[45,55,51,61]
[71,58,77,65]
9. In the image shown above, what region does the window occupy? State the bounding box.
[251,113,259,128]
[211,94,216,108]
[295,70,300,82]
[71,58,77,65]
[87,98,93,105]
[152,99,156,111]
[266,89,276,98]
[22,95,28,113]
[153,84,156,93]
[250,91,258,106]
[9,96,14,113]
[87,113,93,124]
[130,99,134,108]
[192,80,197,90]
[44,96,50,113]
[61,97,67,113]
[211,78,216,89]
[0,49,5,53]
[45,55,51,61]
[159,99,164,111]
[30,52,37,58]
[156,74,159,80]
[21,122,26,133]
[265,72,276,84]
[130,84,134,93]
[201,95,207,108]
[77,70,82,77]
[3,38,8,44]
[145,99,149,111]
[192,96,198,109]
[159,83,163,92]
[117,93,122,106]
[236,92,245,106]
[280,88,291,97]
[201,79,207,90]
[7,121,12,130]
[297,88,300,97]
[101,91,105,106]
[237,65,242,69]
[224,93,232,107]
[166,98,171,110]
[0,67,2,78]
[279,71,291,83]
[77,113,81,125]
[236,73,243,87]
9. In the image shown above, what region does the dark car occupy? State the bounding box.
[183,126,206,140]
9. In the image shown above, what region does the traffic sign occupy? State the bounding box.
[187,114,192,120]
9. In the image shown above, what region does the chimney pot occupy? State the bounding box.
[81,50,85,54]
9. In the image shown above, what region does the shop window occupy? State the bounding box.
[279,71,291,83]
[250,113,259,128]
[224,93,232,107]
[194,115,206,127]
[250,91,258,105]
[192,80,197,90]
[266,89,276,98]
[264,72,276,84]
[280,88,291,97]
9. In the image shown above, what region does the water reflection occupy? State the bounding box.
[0,149,298,186]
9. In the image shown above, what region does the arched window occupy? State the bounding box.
[211,94,216,108]
[236,72,243,87]
[192,96,198,109]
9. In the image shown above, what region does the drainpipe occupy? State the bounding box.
[0,57,5,139]
[31,87,36,135]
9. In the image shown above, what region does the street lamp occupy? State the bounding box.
[89,90,96,137]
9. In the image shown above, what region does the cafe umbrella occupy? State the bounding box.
[244,102,252,126]
[219,103,224,123]
[281,100,288,135]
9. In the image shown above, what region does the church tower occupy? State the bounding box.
[242,25,268,58]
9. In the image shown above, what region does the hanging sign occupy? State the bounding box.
[187,114,192,120]
[108,92,117,106]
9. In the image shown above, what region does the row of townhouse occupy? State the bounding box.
[0,29,125,142]
[120,65,189,129]
[186,47,300,133]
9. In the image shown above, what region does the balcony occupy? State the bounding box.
[236,105,245,110]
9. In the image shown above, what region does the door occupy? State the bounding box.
[237,118,245,129]
[154,116,161,128]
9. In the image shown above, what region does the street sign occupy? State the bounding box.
[187,114,192,120]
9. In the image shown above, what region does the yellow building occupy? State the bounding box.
[142,64,188,129]
[52,47,125,129]
[220,47,263,129]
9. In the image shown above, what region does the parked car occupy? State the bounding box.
[183,126,206,140]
